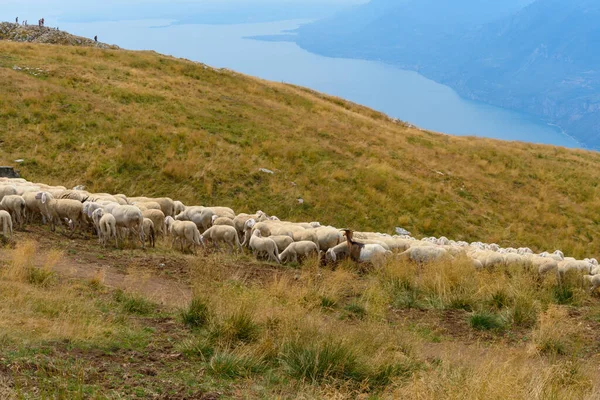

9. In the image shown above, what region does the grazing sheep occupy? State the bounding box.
[292,228,320,248]
[0,210,13,238]
[558,259,593,276]
[174,200,185,216]
[584,275,600,293]
[205,206,236,219]
[176,207,214,233]
[99,213,118,248]
[249,230,280,264]
[133,201,162,211]
[211,215,235,228]
[39,192,84,234]
[165,216,203,253]
[233,213,258,240]
[142,209,166,236]
[0,185,17,201]
[400,246,448,264]
[129,197,175,217]
[269,235,294,253]
[314,226,343,251]
[201,225,242,253]
[109,205,145,248]
[22,191,44,223]
[142,218,156,248]
[91,208,105,234]
[0,195,26,229]
[529,256,559,275]
[280,241,319,263]
[58,189,89,202]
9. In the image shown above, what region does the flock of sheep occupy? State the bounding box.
[1,177,599,293]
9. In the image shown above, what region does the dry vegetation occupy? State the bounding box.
[1,230,600,399]
[2,39,600,398]
[2,41,600,257]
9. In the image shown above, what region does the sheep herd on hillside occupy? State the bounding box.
[1,177,600,294]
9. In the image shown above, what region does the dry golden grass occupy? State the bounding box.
[2,41,600,258]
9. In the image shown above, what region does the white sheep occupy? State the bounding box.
[39,192,84,234]
[201,225,242,253]
[174,200,185,216]
[165,216,203,253]
[99,213,118,248]
[142,218,155,248]
[249,230,280,264]
[176,207,214,233]
[0,210,13,238]
[0,195,26,229]
[399,246,448,264]
[280,241,319,263]
[142,209,166,236]
[269,235,294,253]
[211,215,235,228]
[292,228,320,248]
[0,185,17,202]
[109,205,145,248]
[314,226,343,251]
[583,275,600,293]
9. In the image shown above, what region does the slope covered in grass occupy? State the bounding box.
[1,40,600,257]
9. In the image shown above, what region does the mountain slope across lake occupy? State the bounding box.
[295,0,600,149]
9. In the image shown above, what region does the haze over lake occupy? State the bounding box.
[21,17,584,148]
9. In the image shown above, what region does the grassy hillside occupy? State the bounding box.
[2,40,600,257]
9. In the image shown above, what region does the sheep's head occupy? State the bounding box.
[245,218,256,230]
[252,230,262,238]
[211,215,218,223]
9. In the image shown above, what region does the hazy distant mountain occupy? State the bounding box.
[295,0,600,148]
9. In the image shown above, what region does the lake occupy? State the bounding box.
[50,19,582,148]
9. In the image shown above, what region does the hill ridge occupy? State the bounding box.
[0,21,118,49]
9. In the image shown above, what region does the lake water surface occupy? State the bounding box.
[54,19,582,148]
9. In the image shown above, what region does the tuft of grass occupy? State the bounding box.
[469,311,505,331]
[342,302,367,320]
[209,350,267,378]
[216,309,260,344]
[113,290,155,315]
[319,296,337,310]
[181,297,211,329]
[279,340,362,383]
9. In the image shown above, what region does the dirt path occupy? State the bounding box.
[4,226,194,308]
